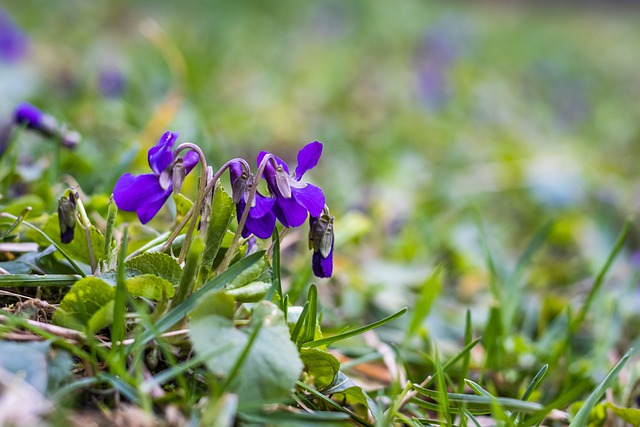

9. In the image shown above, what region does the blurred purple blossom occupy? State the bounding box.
[12,103,80,148]
[0,8,28,63]
[99,67,126,98]
[415,15,472,110]
[14,103,56,135]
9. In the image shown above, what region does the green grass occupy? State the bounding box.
[1,1,639,425]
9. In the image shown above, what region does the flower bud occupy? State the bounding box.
[231,170,252,204]
[57,195,77,244]
[309,212,334,258]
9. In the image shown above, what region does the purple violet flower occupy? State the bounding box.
[13,102,80,148]
[14,103,57,136]
[113,131,199,224]
[0,8,29,63]
[309,208,334,278]
[229,160,276,239]
[99,67,126,98]
[258,141,326,228]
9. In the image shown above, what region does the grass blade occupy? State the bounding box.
[0,274,81,286]
[568,348,633,427]
[570,219,630,332]
[304,307,407,349]
[303,284,318,345]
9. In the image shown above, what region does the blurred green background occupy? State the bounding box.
[2,0,640,369]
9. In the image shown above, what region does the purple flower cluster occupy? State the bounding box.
[234,142,333,277]
[113,133,334,278]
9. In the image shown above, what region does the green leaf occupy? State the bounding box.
[129,251,266,354]
[199,185,235,281]
[29,214,106,266]
[0,245,56,274]
[125,252,182,286]
[322,371,372,417]
[87,300,115,334]
[224,281,270,302]
[172,193,194,222]
[125,274,175,300]
[52,277,115,330]
[225,255,267,290]
[189,293,303,402]
[300,348,340,389]
[406,266,443,341]
[606,403,640,426]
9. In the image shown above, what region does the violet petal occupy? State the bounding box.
[113,173,168,212]
[312,242,333,278]
[137,188,172,224]
[182,150,200,174]
[274,195,309,228]
[257,150,289,174]
[291,184,325,218]
[294,141,323,180]
[148,131,178,175]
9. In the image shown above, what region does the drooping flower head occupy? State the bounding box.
[229,160,276,239]
[309,206,334,278]
[14,103,57,136]
[113,131,199,224]
[13,102,81,148]
[258,141,325,228]
[57,194,77,244]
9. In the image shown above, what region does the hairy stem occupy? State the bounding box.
[216,155,276,274]
[158,157,250,258]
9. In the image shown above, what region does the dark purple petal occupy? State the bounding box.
[148,131,178,175]
[235,196,277,239]
[273,196,308,228]
[291,184,325,218]
[14,103,43,128]
[181,150,199,174]
[250,192,275,217]
[229,160,243,183]
[136,188,172,224]
[312,241,333,278]
[294,141,322,181]
[245,209,276,239]
[113,173,168,212]
[257,150,289,174]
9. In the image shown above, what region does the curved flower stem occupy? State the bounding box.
[216,154,277,275]
[173,143,208,264]
[157,157,250,258]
